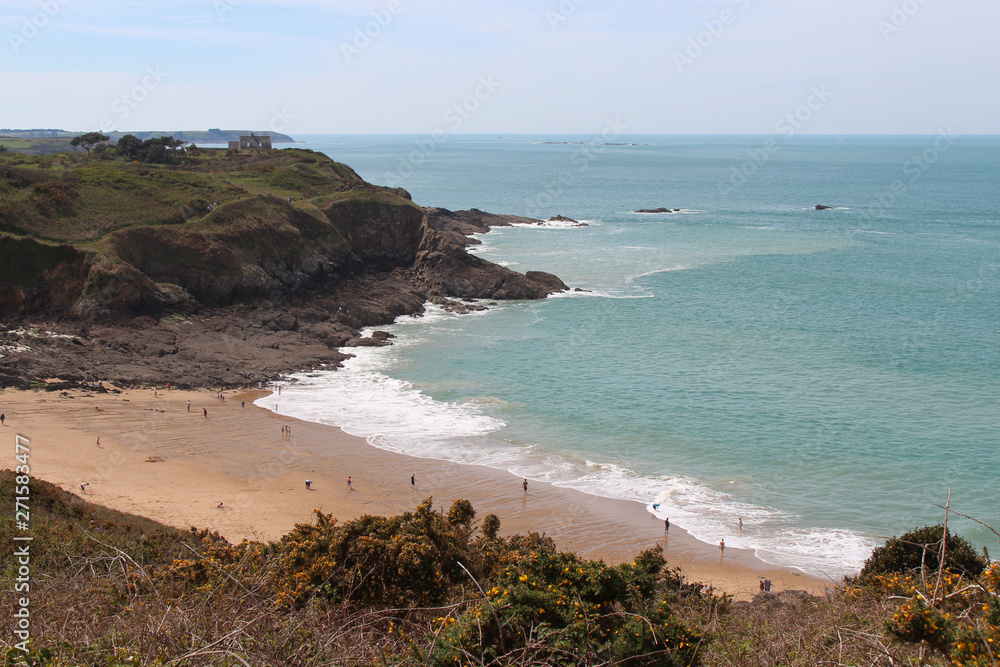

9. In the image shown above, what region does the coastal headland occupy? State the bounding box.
[0,145,829,598]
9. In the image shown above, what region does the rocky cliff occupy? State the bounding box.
[0,147,567,387]
[0,149,565,318]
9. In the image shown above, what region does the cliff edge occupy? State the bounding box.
[0,147,566,387]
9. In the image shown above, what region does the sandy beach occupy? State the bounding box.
[1,385,836,600]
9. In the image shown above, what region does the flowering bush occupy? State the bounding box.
[428,546,704,666]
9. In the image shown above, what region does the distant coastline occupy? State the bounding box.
[0,129,294,155]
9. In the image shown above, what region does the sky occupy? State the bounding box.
[1,0,998,135]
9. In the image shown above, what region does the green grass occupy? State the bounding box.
[0,147,363,245]
[0,136,82,155]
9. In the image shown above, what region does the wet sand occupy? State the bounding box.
[1,386,837,600]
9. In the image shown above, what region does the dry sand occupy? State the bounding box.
[1,385,838,600]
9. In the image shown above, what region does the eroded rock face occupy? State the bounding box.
[1,155,570,389]
[408,227,567,301]
[425,207,546,247]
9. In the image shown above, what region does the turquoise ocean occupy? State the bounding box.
[258,134,999,578]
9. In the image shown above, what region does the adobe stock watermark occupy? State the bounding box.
[546,0,586,30]
[674,0,752,73]
[214,0,242,21]
[97,66,168,134]
[7,0,71,54]
[858,128,955,223]
[340,0,403,64]
[382,75,501,187]
[878,0,931,39]
[523,117,628,219]
[267,106,294,134]
[718,85,834,195]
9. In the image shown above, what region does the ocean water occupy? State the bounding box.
[259,134,1000,578]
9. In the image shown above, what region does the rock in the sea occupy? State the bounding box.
[546,214,587,226]
[635,207,679,213]
[814,204,833,210]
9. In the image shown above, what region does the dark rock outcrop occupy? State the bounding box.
[547,214,583,224]
[814,205,833,210]
[635,207,681,213]
[0,151,570,387]
[425,207,543,247]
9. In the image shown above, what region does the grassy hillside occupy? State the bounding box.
[0,147,364,242]
[0,146,427,314]
[0,136,81,155]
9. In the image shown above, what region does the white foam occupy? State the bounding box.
[256,303,873,578]
[509,219,587,229]
[630,266,691,280]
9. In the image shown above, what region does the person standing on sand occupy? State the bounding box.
[241,400,245,410]
[153,386,157,398]
[410,474,415,489]
[305,480,312,490]
[664,518,670,532]
[1,413,5,426]
[719,539,725,555]
[203,408,207,418]
[347,476,352,490]
[187,400,191,412]
[522,479,528,496]
[96,437,101,447]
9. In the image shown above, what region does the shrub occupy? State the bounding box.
[482,513,500,540]
[428,546,703,666]
[859,525,989,581]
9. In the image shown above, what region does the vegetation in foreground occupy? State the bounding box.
[1,471,996,666]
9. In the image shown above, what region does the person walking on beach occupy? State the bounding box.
[153,386,157,398]
[203,408,208,418]
[664,518,670,532]
[719,539,725,555]
[96,437,101,447]
[347,476,352,490]
[410,474,415,489]
[187,400,191,412]
[522,479,528,496]
[738,517,744,532]
[241,400,245,410]
[1,413,5,426]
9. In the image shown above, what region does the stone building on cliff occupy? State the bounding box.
[228,133,272,151]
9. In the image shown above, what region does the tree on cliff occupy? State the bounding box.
[115,134,144,158]
[115,134,184,164]
[70,132,110,155]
